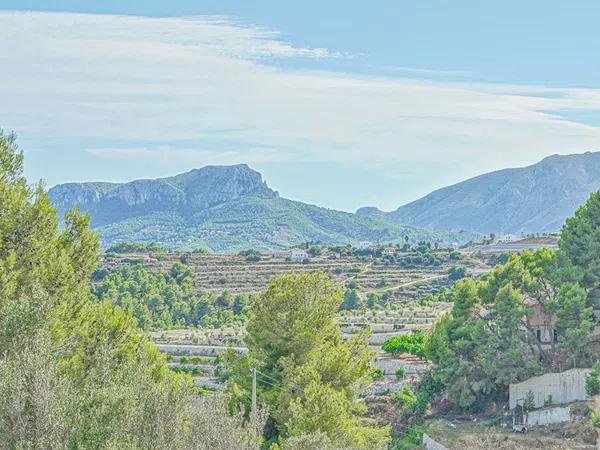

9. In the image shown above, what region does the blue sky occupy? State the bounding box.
[1,1,600,211]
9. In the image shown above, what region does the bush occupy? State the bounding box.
[392,425,426,449]
[382,333,426,359]
[392,386,418,411]
[587,361,600,396]
[449,250,462,261]
[106,241,167,253]
[395,367,406,379]
[448,266,467,281]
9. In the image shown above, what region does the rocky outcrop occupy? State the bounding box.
[48,164,478,252]
[50,164,277,227]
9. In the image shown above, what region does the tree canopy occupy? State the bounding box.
[0,131,263,449]
[425,189,600,411]
[228,272,390,449]
[93,263,249,330]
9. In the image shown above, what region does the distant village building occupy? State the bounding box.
[382,247,396,256]
[356,241,375,250]
[289,249,308,261]
[145,254,158,265]
[273,248,308,260]
[496,234,520,244]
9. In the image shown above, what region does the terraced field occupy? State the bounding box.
[103,249,493,390]
[151,302,452,389]
[102,250,490,302]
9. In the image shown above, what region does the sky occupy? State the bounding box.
[1,1,600,212]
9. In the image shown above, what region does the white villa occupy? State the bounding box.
[356,241,375,250]
[273,248,308,260]
[290,248,308,261]
[496,234,521,243]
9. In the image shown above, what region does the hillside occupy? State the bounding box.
[358,151,600,234]
[49,164,476,252]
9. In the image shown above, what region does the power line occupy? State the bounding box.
[255,369,282,384]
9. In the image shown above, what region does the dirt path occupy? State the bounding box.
[340,262,374,285]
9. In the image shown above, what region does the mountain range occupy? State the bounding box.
[49,164,475,252]
[49,152,600,251]
[358,151,600,234]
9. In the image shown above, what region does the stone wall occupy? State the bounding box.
[509,368,591,409]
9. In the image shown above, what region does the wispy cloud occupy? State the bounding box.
[367,64,472,78]
[1,10,600,195]
[87,145,296,165]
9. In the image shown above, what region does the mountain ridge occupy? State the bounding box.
[49,164,476,252]
[358,151,600,234]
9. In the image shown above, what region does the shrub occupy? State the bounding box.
[448,266,467,281]
[382,333,426,359]
[586,361,600,396]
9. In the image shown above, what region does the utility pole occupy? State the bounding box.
[251,367,257,429]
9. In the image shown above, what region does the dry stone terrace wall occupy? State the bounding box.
[101,251,485,300]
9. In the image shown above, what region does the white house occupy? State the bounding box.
[382,247,396,256]
[496,234,520,244]
[290,249,308,261]
[356,241,375,250]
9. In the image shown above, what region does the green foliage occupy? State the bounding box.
[395,367,406,379]
[392,386,418,411]
[239,249,261,262]
[93,264,249,329]
[229,272,391,449]
[341,288,362,310]
[592,411,600,430]
[106,241,167,253]
[51,175,479,253]
[381,243,445,268]
[392,425,427,450]
[427,194,600,411]
[560,190,600,295]
[426,249,594,410]
[448,265,467,281]
[555,282,594,365]
[170,365,203,376]
[392,373,441,421]
[0,132,264,449]
[523,390,535,411]
[308,246,321,257]
[449,250,462,261]
[586,361,600,397]
[382,333,426,359]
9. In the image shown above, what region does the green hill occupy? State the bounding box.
[49,165,477,252]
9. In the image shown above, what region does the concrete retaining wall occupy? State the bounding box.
[526,406,571,427]
[509,368,590,409]
[423,433,450,450]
